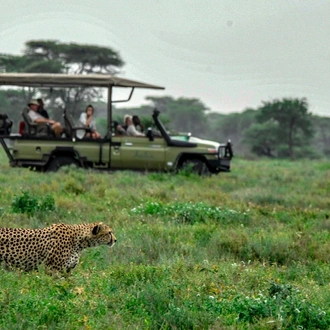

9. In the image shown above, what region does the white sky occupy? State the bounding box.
[1,0,330,116]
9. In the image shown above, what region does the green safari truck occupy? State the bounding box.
[0,73,233,174]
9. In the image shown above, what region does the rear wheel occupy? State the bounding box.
[46,156,79,172]
[180,159,210,176]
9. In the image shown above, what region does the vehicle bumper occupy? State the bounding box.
[207,158,231,173]
[207,141,233,173]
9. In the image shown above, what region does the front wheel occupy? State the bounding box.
[180,159,210,176]
[46,156,79,172]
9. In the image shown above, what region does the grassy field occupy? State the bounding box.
[0,149,329,329]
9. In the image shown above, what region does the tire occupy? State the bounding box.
[46,156,79,172]
[181,159,210,176]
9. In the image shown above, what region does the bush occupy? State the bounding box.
[11,191,55,216]
[130,201,250,225]
[231,282,330,328]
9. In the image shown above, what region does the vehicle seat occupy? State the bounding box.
[63,109,91,139]
[21,107,51,136]
[19,121,25,135]
[113,120,126,135]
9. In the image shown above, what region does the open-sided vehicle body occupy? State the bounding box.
[0,73,233,174]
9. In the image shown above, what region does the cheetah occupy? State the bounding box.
[0,222,116,273]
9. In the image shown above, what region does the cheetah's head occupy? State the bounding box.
[90,223,117,247]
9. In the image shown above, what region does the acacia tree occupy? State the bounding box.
[244,98,314,160]
[24,40,124,75]
[0,40,125,118]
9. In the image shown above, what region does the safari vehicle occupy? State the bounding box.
[0,73,233,174]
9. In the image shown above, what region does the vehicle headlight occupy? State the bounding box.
[218,146,224,158]
[208,148,219,158]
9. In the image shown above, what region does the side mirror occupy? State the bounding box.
[146,127,154,141]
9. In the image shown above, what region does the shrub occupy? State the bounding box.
[130,201,250,225]
[11,191,55,216]
[201,282,330,328]
[231,282,330,328]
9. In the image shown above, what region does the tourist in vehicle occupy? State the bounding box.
[115,115,144,135]
[27,99,64,137]
[37,98,49,119]
[124,114,145,136]
[79,104,101,139]
[132,115,144,133]
[115,120,127,134]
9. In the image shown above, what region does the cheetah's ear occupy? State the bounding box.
[92,224,101,235]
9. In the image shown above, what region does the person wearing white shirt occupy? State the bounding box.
[79,104,101,139]
[27,99,64,137]
[124,115,145,137]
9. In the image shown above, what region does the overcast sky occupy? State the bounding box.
[1,0,330,116]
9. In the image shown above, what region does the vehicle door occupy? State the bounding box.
[111,135,166,170]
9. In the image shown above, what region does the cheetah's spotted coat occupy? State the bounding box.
[0,223,116,272]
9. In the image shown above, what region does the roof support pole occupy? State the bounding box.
[107,85,113,169]
[107,85,112,138]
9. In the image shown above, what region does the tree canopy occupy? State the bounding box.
[243,98,314,159]
[0,40,124,75]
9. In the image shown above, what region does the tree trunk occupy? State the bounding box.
[288,120,295,160]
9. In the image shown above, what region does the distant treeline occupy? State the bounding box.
[0,90,329,159]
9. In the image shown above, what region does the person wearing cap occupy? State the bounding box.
[27,99,64,137]
[124,114,145,137]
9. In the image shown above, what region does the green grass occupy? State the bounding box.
[0,150,330,329]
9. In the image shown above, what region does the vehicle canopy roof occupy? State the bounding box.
[0,73,165,89]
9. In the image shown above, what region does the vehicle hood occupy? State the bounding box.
[188,136,220,149]
[171,135,220,149]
